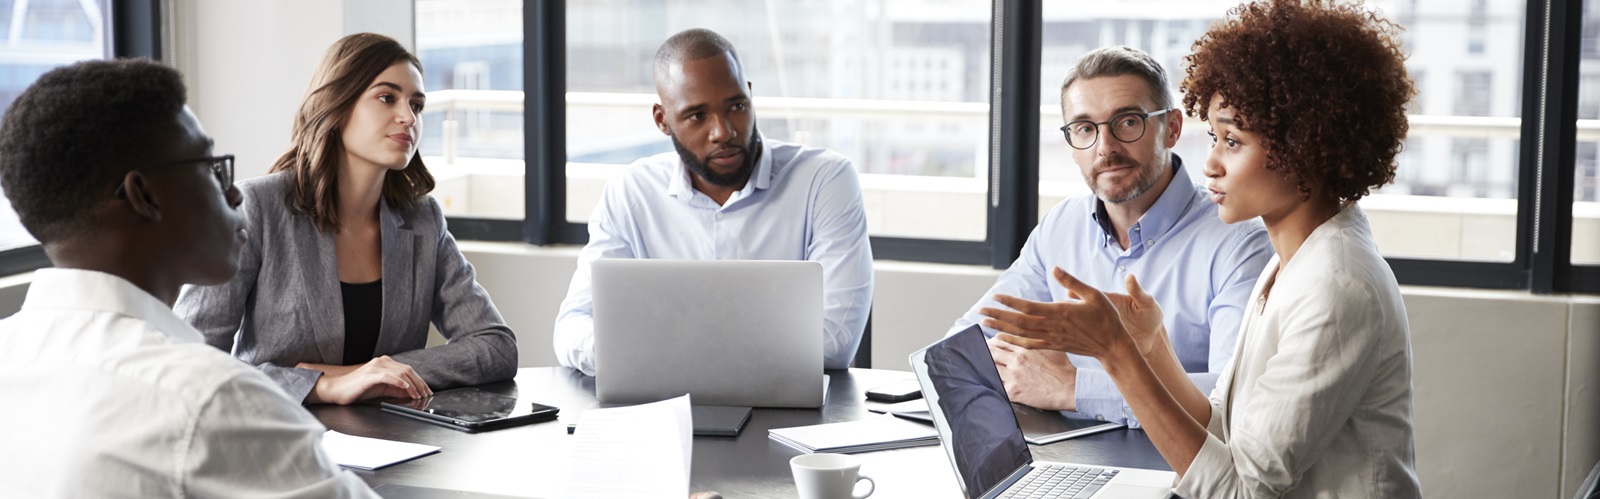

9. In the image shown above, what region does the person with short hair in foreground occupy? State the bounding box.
[0,59,377,497]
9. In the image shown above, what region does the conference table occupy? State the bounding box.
[310,367,1171,498]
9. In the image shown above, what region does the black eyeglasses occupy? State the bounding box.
[116,154,234,196]
[1060,108,1174,150]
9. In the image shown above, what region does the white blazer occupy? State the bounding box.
[1175,205,1422,498]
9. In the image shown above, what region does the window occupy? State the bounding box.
[0,0,113,249]
[1455,71,1494,117]
[396,0,1593,292]
[562,0,993,242]
[1036,0,1526,263]
[1468,0,1489,55]
[1573,0,1600,266]
[414,0,524,220]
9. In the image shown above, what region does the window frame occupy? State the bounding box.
[422,0,1600,294]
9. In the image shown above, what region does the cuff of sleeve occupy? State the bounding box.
[1173,431,1235,498]
[576,333,596,376]
[1205,399,1226,436]
[259,364,322,403]
[1073,368,1138,427]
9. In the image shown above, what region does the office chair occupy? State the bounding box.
[1578,458,1600,499]
[851,310,873,368]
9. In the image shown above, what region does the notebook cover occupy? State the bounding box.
[692,405,752,437]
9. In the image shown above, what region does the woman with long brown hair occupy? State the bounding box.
[177,32,517,405]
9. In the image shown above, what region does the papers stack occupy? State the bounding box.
[561,395,693,498]
[768,416,940,454]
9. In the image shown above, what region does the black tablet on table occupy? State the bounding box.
[381,387,559,433]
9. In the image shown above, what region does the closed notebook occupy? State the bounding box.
[691,405,753,437]
[768,416,939,454]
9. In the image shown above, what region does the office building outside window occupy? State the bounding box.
[1038,0,1528,262]
[414,0,525,220]
[416,0,994,240]
[1573,0,1600,265]
[0,0,111,249]
[564,0,993,241]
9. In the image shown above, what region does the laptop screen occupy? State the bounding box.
[911,325,1033,498]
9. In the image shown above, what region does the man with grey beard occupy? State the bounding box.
[946,46,1272,428]
[553,28,873,376]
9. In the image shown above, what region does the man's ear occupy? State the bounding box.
[119,170,163,222]
[652,103,670,135]
[1162,109,1184,147]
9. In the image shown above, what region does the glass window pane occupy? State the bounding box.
[1038,0,1525,263]
[0,0,111,249]
[415,0,525,219]
[1575,2,1600,265]
[566,0,992,241]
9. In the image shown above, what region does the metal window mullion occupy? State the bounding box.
[525,0,567,246]
[987,0,1040,269]
[1530,0,1581,293]
[110,0,160,59]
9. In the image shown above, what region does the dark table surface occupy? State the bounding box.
[310,367,1170,498]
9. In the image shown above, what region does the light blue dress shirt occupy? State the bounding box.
[555,136,875,376]
[949,155,1272,427]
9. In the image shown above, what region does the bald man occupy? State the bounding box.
[553,28,874,376]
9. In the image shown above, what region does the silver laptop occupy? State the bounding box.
[592,259,825,408]
[910,326,1176,499]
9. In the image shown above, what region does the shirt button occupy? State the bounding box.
[1133,226,1141,232]
[1117,265,1126,273]
[1146,240,1154,246]
[715,213,724,220]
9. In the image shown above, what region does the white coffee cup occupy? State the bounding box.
[790,453,875,499]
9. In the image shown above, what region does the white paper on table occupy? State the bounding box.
[560,394,693,499]
[320,430,441,470]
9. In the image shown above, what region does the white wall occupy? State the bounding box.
[446,242,1600,499]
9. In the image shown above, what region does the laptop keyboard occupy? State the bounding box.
[998,464,1118,499]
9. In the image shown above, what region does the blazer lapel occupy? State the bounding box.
[302,224,345,364]
[375,200,418,357]
[1223,255,1279,429]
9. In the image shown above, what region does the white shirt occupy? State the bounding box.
[554,137,875,375]
[0,269,377,498]
[1176,206,1422,498]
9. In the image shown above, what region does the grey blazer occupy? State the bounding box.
[176,171,518,402]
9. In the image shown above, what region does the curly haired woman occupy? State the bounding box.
[978,1,1421,496]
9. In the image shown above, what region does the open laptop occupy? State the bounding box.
[592,259,825,408]
[910,325,1176,499]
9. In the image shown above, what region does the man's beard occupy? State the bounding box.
[1086,153,1165,204]
[672,125,760,187]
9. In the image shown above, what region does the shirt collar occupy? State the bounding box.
[667,134,773,201]
[20,268,204,344]
[1088,153,1197,247]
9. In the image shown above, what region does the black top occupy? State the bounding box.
[341,279,383,365]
